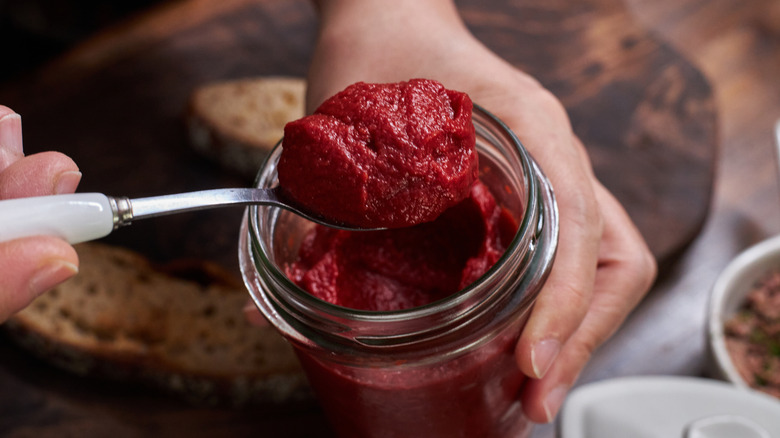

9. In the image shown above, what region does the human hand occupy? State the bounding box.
[0,105,81,322]
[307,0,657,423]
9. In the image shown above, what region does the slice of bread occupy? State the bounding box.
[3,242,310,406]
[186,76,306,179]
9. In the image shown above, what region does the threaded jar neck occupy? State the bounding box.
[240,105,558,365]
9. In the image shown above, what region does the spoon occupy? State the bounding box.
[0,187,381,244]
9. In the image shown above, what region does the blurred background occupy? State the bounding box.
[0,0,160,81]
[0,0,778,437]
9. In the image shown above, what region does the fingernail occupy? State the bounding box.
[531,338,561,378]
[29,259,79,297]
[0,113,23,166]
[0,113,22,151]
[543,384,568,423]
[54,171,82,194]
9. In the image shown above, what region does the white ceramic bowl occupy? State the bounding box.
[708,234,780,388]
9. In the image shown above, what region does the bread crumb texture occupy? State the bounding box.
[187,76,306,179]
[4,242,310,405]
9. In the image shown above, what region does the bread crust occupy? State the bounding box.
[4,243,310,406]
[186,76,306,179]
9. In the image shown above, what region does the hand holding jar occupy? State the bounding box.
[302,0,658,426]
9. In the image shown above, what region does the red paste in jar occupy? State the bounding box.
[282,79,517,311]
[296,327,530,437]
[278,80,527,437]
[278,79,477,229]
[286,180,517,311]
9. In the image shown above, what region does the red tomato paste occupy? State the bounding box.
[285,181,517,311]
[278,79,477,229]
[278,80,528,437]
[296,329,530,438]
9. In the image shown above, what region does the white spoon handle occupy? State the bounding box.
[0,193,115,244]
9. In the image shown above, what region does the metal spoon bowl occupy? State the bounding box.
[0,186,383,244]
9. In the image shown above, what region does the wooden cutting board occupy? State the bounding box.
[0,0,716,272]
[0,0,717,435]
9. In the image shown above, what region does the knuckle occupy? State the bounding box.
[552,279,593,315]
[624,239,658,293]
[565,192,604,245]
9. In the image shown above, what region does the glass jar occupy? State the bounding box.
[239,105,559,438]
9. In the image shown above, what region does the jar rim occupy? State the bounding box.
[240,104,558,344]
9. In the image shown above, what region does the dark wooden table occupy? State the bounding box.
[1,0,777,436]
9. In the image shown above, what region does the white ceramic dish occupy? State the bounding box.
[707,233,780,388]
[558,376,780,438]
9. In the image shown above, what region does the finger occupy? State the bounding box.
[0,106,23,170]
[0,236,79,323]
[513,141,603,381]
[0,151,81,199]
[520,183,656,423]
[494,96,604,383]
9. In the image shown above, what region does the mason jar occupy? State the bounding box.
[239,104,559,438]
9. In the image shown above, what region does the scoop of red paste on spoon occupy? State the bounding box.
[278,78,478,229]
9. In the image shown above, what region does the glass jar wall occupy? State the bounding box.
[239,105,558,438]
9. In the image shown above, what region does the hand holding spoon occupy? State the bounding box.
[0,187,381,244]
